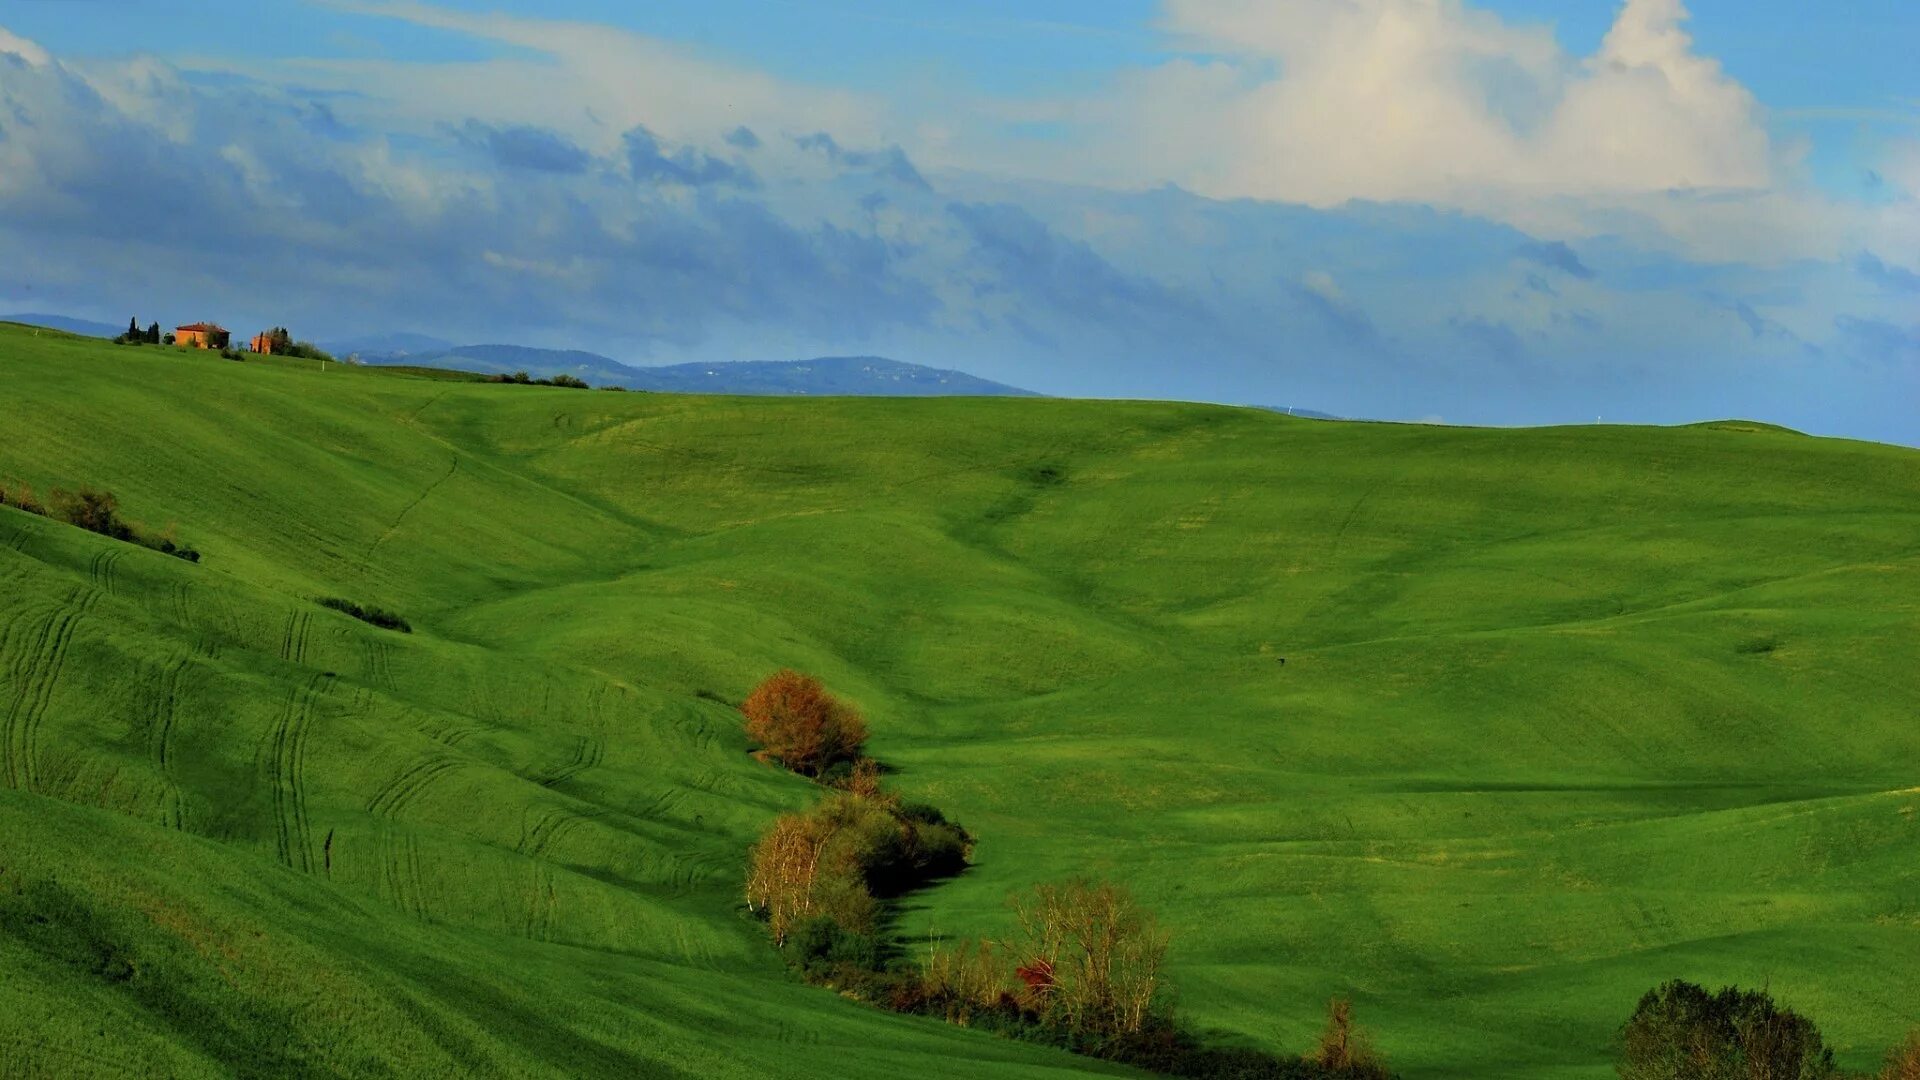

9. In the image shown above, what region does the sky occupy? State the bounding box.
[0,1,1915,442]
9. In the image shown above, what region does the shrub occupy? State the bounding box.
[921,936,1013,1026]
[316,597,412,633]
[1619,980,1838,1080]
[741,670,868,777]
[1885,1031,1920,1080]
[746,790,970,947]
[788,915,881,980]
[549,373,590,389]
[1306,997,1391,1079]
[1009,878,1168,1039]
[28,487,199,561]
[598,384,630,392]
[0,481,47,517]
[52,488,134,541]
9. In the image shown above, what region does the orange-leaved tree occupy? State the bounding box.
[741,669,867,777]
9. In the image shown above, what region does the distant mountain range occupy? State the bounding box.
[7,315,1346,411]
[327,339,1041,398]
[2,313,125,338]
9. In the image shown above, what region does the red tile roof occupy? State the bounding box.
[176,322,227,333]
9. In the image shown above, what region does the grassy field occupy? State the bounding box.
[1,323,1915,1077]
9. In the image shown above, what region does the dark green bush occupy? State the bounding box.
[9,485,196,560]
[787,916,882,980]
[1620,980,1838,1080]
[549,374,590,389]
[316,597,412,633]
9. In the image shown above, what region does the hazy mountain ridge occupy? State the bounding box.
[334,338,1041,397]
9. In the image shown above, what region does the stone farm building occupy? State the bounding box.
[175,323,230,349]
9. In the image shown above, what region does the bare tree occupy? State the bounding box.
[1008,879,1167,1036]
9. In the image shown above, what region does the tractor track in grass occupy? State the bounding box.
[279,610,312,665]
[365,752,465,820]
[146,652,191,829]
[537,733,605,788]
[87,547,124,595]
[362,638,397,690]
[516,803,605,861]
[168,581,192,627]
[378,828,432,919]
[2,589,98,792]
[268,672,332,872]
[526,863,559,941]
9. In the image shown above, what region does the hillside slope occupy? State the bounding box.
[1,326,1916,1078]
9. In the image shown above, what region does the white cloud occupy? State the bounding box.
[1145,0,1773,205]
[276,2,887,159]
[0,27,51,67]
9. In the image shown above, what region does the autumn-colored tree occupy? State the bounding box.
[1008,878,1167,1038]
[1885,1031,1920,1080]
[1307,997,1391,1079]
[741,669,868,776]
[744,810,842,945]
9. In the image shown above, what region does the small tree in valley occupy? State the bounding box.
[1008,878,1167,1038]
[1308,996,1392,1079]
[741,669,868,777]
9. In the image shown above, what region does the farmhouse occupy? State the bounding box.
[175,323,230,349]
[250,332,274,354]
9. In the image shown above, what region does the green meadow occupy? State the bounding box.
[1,321,1915,1077]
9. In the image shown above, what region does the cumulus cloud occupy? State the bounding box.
[0,27,51,66]
[1144,0,1771,206]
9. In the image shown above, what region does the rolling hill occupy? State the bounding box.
[1,323,1916,1078]
[335,339,1039,397]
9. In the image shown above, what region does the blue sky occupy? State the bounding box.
[1,1,1915,441]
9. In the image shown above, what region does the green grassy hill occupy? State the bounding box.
[1,324,1915,1078]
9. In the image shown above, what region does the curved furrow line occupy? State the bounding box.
[146,652,191,829]
[538,734,602,788]
[169,581,191,627]
[362,639,396,691]
[10,590,98,792]
[365,754,463,820]
[89,547,124,594]
[1,603,64,789]
[290,673,331,870]
[269,672,332,872]
[405,833,429,920]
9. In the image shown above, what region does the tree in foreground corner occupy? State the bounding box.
[1885,1031,1920,1080]
[1619,980,1837,1080]
[741,669,867,777]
